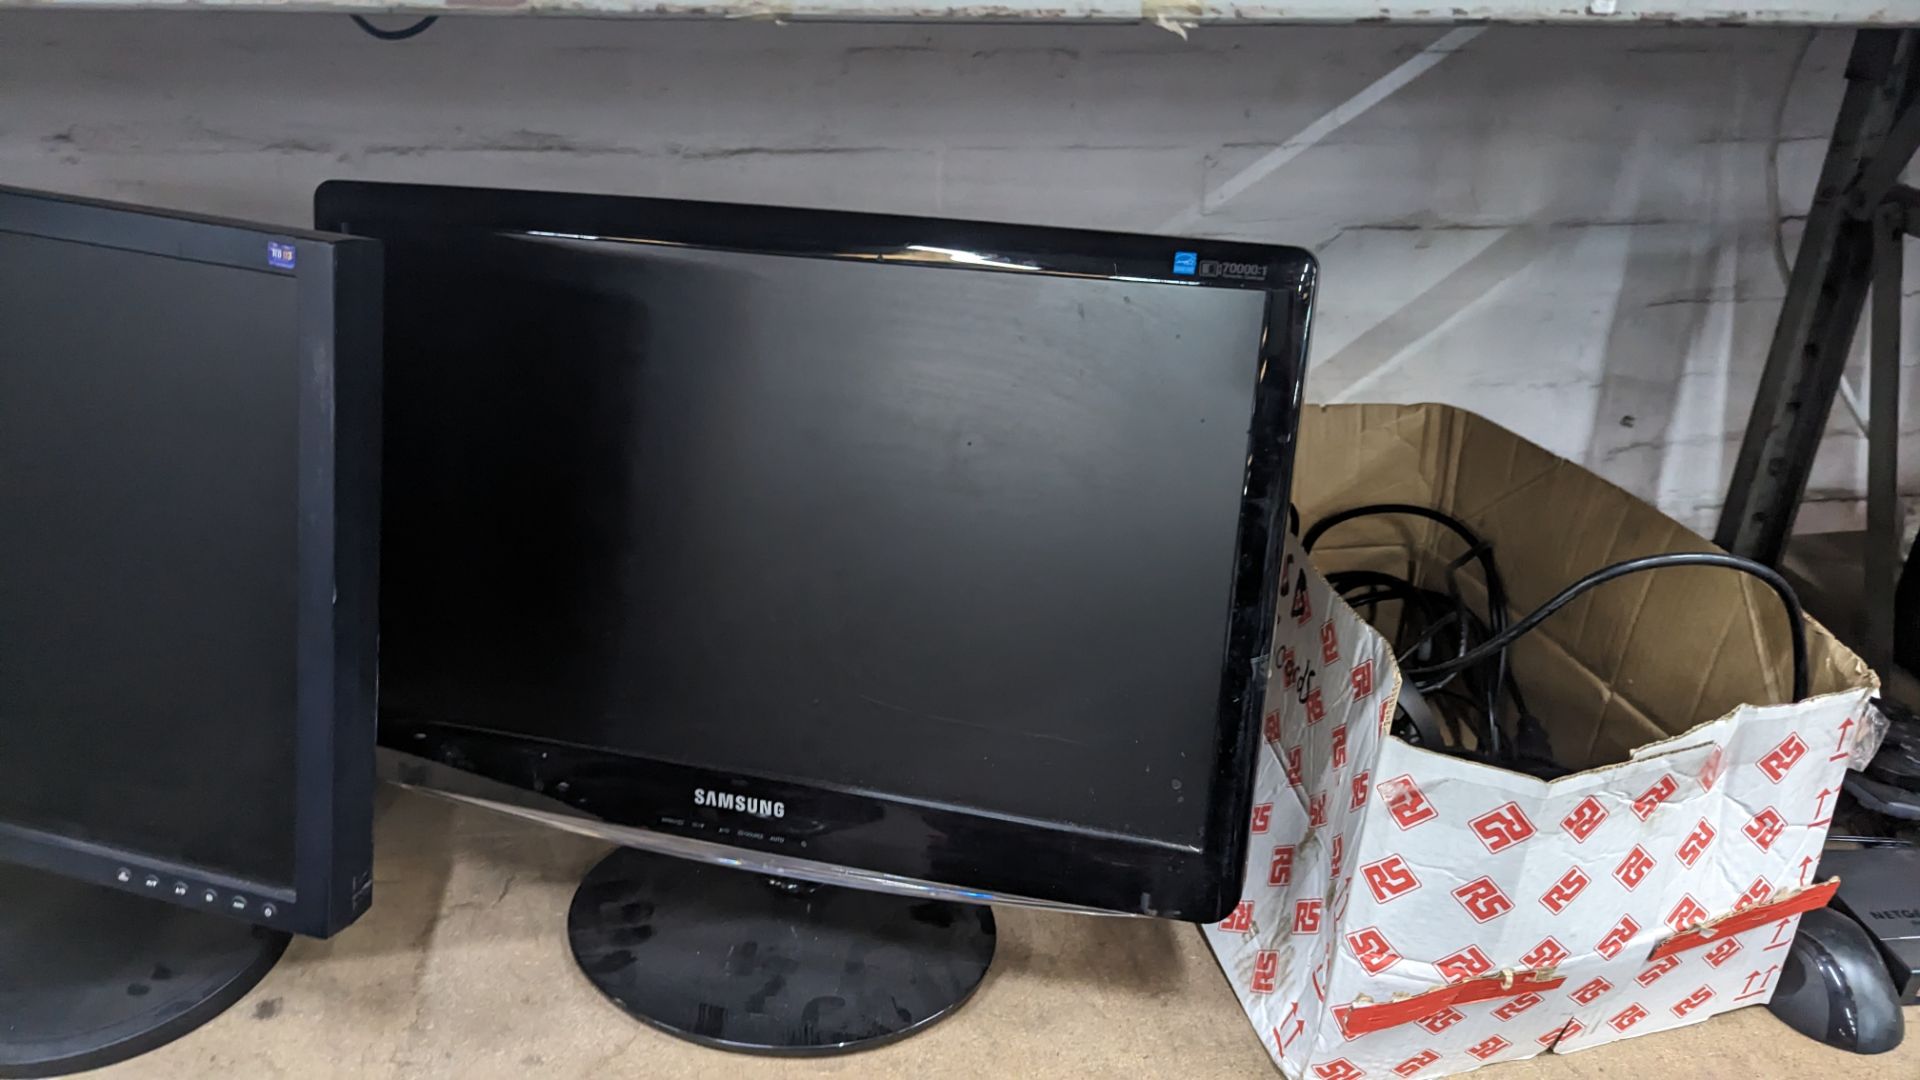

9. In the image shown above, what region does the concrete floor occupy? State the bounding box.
[99,787,1920,1079]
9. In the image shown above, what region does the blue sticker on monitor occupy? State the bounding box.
[1172,251,1197,276]
[267,241,297,270]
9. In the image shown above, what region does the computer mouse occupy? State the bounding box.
[1768,907,1905,1054]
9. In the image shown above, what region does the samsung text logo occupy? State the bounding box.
[693,788,785,818]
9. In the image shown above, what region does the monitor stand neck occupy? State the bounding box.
[567,847,995,1054]
[0,862,288,1077]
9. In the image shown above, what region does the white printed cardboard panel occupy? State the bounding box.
[1203,535,1878,1080]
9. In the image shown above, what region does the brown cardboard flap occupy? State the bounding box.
[1295,404,1870,769]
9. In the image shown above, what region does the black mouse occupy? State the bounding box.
[1768,907,1905,1054]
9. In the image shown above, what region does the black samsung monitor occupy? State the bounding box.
[318,180,1312,1052]
[0,187,380,1076]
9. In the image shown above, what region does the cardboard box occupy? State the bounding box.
[1204,403,1880,1080]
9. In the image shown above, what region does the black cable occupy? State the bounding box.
[351,14,440,41]
[1403,552,1810,703]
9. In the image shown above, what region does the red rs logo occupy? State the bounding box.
[1492,993,1542,1021]
[1613,845,1656,891]
[1285,746,1305,788]
[1671,986,1715,1018]
[1305,688,1326,725]
[1465,1036,1510,1061]
[1561,796,1608,842]
[1436,944,1493,983]
[1704,937,1743,969]
[1350,660,1373,697]
[1735,876,1774,910]
[1346,926,1400,975]
[1677,819,1716,867]
[1330,834,1345,878]
[1635,954,1681,987]
[1758,733,1808,783]
[1308,793,1329,827]
[1539,1020,1582,1046]
[1453,876,1514,923]
[1250,803,1273,834]
[1263,711,1282,743]
[1331,725,1349,768]
[1520,936,1570,969]
[1416,1008,1465,1034]
[1570,977,1613,1006]
[1666,894,1709,934]
[1597,915,1640,959]
[1632,775,1678,820]
[1281,647,1298,689]
[1470,801,1537,853]
[1350,770,1370,811]
[1360,855,1421,903]
[1540,867,1591,913]
[1321,620,1340,664]
[1268,844,1295,886]
[1250,949,1279,994]
[1699,744,1727,790]
[1293,585,1313,627]
[1744,807,1787,852]
[1219,901,1254,933]
[1292,898,1323,934]
[1393,1050,1439,1078]
[1378,775,1437,829]
[1311,1060,1362,1080]
[1608,1003,1648,1032]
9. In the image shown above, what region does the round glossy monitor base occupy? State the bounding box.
[567,847,995,1055]
[0,863,289,1078]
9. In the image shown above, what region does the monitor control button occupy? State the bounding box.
[115,868,132,883]
[261,904,277,919]
[229,897,247,913]
[173,882,190,897]
[204,889,219,904]
[143,875,160,889]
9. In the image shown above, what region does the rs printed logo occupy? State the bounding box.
[1251,803,1273,834]
[1520,935,1570,969]
[1281,647,1298,689]
[1331,725,1349,768]
[1666,894,1709,934]
[1360,855,1421,903]
[1305,688,1326,725]
[1436,944,1493,983]
[1539,1020,1582,1047]
[1350,770,1370,811]
[1268,844,1295,887]
[1540,867,1591,913]
[1379,775,1438,830]
[1613,845,1656,891]
[1735,876,1774,910]
[1293,898,1323,934]
[1492,993,1542,1021]
[1347,926,1400,975]
[1350,660,1373,697]
[1570,977,1613,1006]
[1609,1003,1648,1032]
[1250,949,1279,994]
[1671,986,1715,1018]
[1330,834,1345,878]
[1416,1008,1465,1034]
[1308,793,1329,827]
[1263,711,1282,743]
[1677,819,1716,867]
[1453,876,1514,923]
[1758,733,1808,783]
[1321,620,1340,664]
[1312,1060,1363,1080]
[1284,746,1304,788]
[1744,807,1787,851]
[1219,901,1254,933]
[1470,801,1538,853]
[1635,954,1681,987]
[1632,775,1678,820]
[1597,915,1640,960]
[1394,1050,1440,1078]
[1561,795,1608,842]
[1465,1036,1510,1061]
[1704,937,1744,968]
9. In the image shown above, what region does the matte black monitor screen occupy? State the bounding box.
[319,182,1313,920]
[0,187,381,939]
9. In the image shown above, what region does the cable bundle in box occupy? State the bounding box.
[1301,503,1810,781]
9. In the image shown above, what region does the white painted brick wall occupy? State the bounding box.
[0,14,1911,534]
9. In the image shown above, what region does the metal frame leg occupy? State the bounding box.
[1865,195,1909,674]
